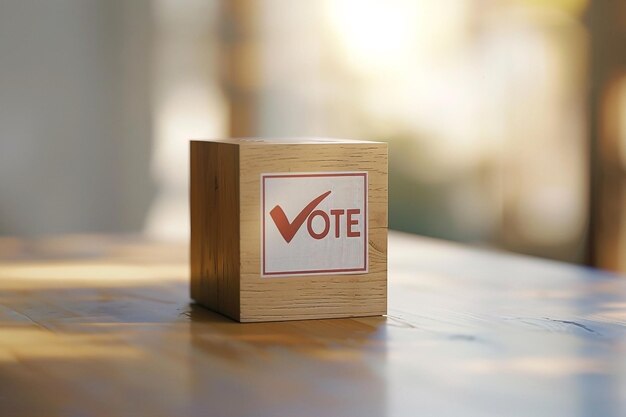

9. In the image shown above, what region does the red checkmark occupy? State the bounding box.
[269,190,331,243]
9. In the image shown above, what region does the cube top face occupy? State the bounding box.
[191,137,383,146]
[190,138,387,322]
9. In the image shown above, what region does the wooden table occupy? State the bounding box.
[1,232,625,417]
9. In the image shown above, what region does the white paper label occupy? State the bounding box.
[261,172,368,277]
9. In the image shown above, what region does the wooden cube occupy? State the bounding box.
[190,138,387,322]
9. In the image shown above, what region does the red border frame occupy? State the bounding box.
[262,172,368,277]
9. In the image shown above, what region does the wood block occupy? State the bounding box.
[190,138,387,322]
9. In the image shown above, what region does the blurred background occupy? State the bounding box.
[0,0,625,273]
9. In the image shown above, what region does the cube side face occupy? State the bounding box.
[190,141,240,320]
[239,142,388,322]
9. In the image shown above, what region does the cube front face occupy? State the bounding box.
[191,139,387,322]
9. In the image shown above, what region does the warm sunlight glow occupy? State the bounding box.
[0,329,141,362]
[0,262,186,289]
[325,0,418,74]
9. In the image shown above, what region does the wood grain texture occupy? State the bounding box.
[239,140,388,322]
[190,140,240,320]
[191,138,388,322]
[1,233,626,417]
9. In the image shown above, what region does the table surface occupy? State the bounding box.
[0,232,625,417]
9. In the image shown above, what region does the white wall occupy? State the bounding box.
[0,0,154,235]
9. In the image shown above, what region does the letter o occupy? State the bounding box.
[307,210,330,239]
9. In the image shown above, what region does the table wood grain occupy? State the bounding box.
[0,232,625,417]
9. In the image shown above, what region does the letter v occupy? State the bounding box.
[269,190,331,243]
